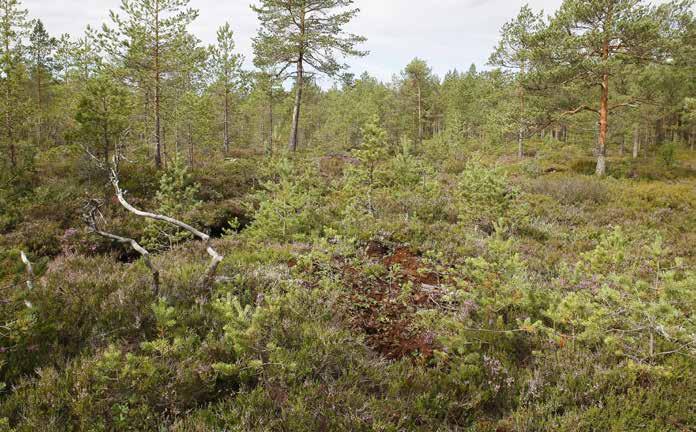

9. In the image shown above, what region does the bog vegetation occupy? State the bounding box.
[1,0,696,430]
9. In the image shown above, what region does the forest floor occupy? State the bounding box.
[1,142,695,431]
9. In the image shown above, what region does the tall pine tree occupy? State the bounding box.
[521,0,694,175]
[401,58,437,148]
[100,0,198,168]
[0,0,29,169]
[28,19,56,146]
[209,23,243,154]
[251,0,367,152]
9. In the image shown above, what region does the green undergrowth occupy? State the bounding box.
[1,141,695,430]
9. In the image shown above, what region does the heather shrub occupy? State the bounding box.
[527,174,610,205]
[194,158,260,201]
[0,254,155,387]
[117,162,161,198]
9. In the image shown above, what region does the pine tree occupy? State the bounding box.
[209,23,243,154]
[251,0,367,152]
[352,115,388,215]
[166,32,207,166]
[53,33,72,83]
[253,69,283,156]
[402,58,437,148]
[100,0,198,169]
[71,32,101,83]
[521,0,695,175]
[28,19,56,146]
[685,98,696,151]
[489,5,545,158]
[0,0,29,169]
[142,157,200,251]
[75,73,133,165]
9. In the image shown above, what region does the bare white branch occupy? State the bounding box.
[84,200,161,295]
[109,163,224,292]
[20,251,34,290]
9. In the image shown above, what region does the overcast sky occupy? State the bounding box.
[22,0,667,85]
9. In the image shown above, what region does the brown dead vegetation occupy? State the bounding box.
[339,242,443,361]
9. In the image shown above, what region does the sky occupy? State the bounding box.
[20,0,650,85]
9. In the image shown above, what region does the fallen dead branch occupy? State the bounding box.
[20,251,34,290]
[84,200,161,295]
[109,166,223,292]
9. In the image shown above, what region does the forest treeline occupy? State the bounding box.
[0,0,694,176]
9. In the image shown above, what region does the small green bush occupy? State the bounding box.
[659,142,678,167]
[244,159,325,242]
[142,158,201,251]
[455,156,523,232]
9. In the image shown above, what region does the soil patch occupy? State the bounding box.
[340,243,443,361]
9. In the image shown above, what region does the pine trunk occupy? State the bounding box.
[417,84,423,147]
[517,70,525,159]
[36,69,42,146]
[267,95,274,156]
[289,59,303,152]
[223,87,230,153]
[596,24,611,177]
[162,125,167,168]
[5,36,15,169]
[103,109,110,166]
[188,123,194,168]
[154,0,163,169]
[6,93,15,168]
[596,73,609,176]
[633,124,640,159]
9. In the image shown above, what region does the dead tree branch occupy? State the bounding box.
[20,251,34,290]
[84,200,161,295]
[109,167,223,292]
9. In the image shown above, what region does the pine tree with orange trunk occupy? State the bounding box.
[519,0,693,175]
